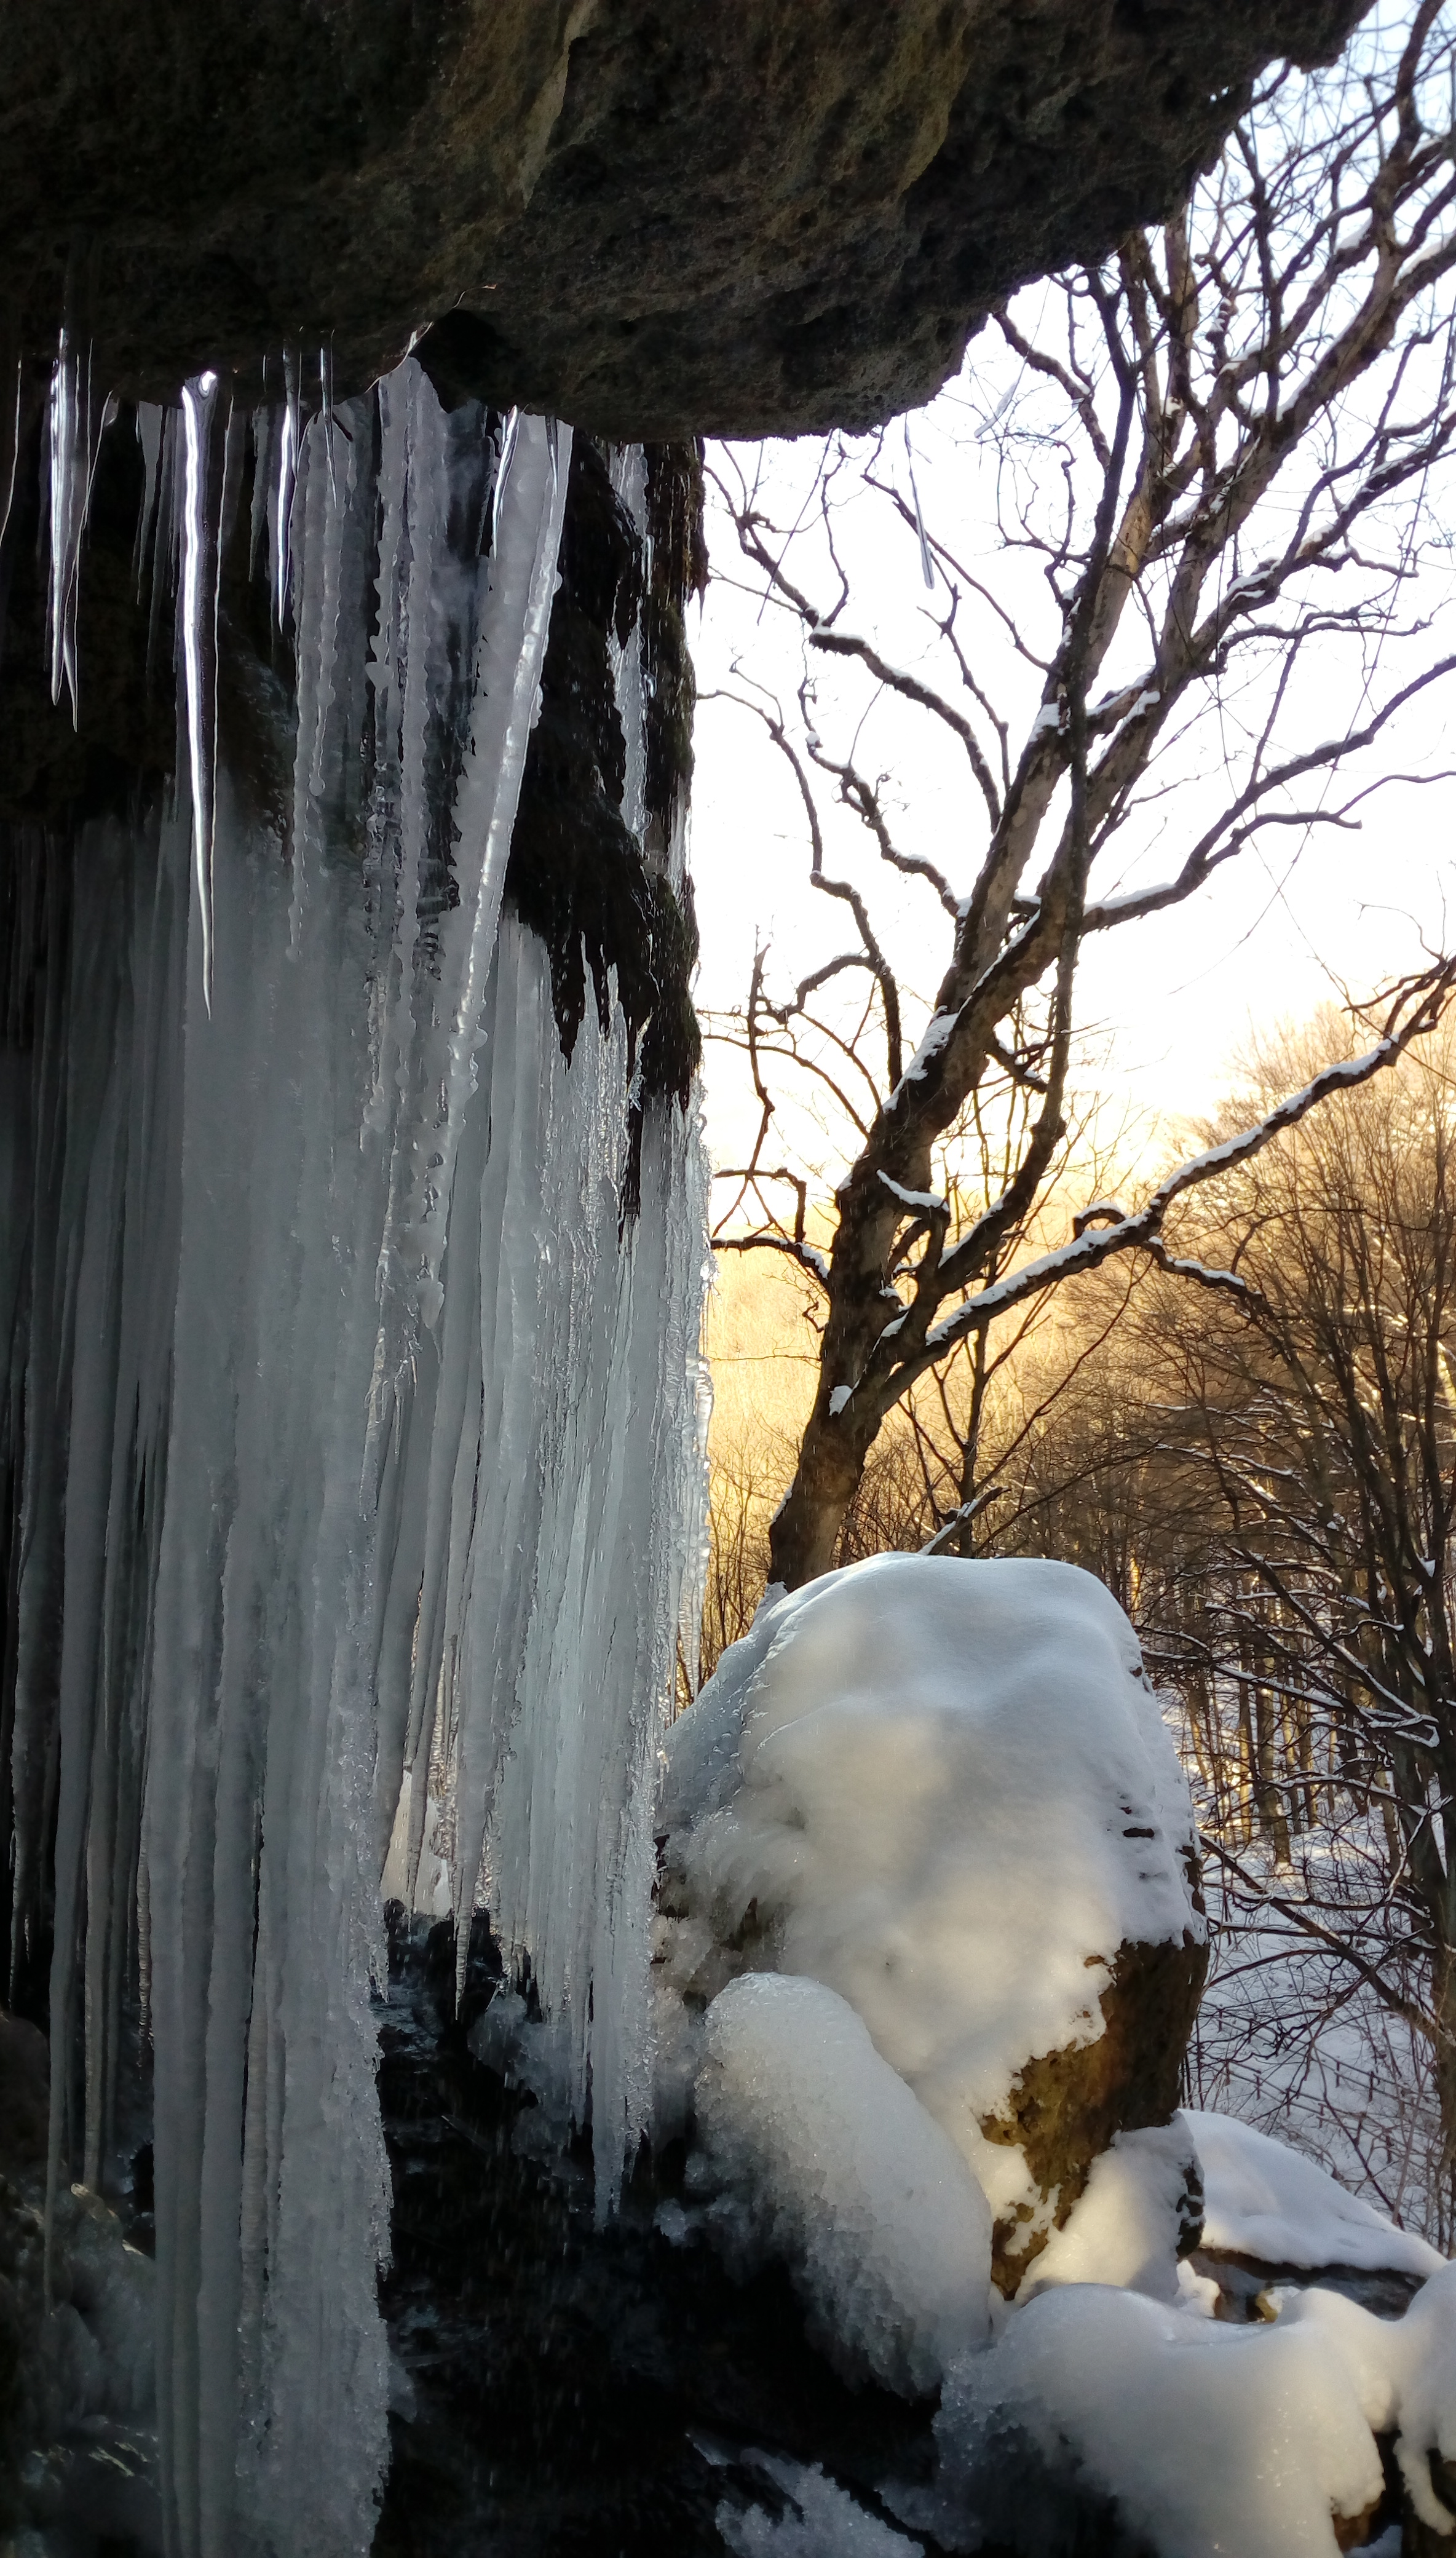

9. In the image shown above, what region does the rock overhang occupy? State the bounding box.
[6,0,1369,438]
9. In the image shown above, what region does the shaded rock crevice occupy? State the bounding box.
[374,1910,957,2558]
[504,432,703,1141]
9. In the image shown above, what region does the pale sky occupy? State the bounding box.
[687,374,1456,1194]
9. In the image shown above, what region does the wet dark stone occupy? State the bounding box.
[373,1908,947,2558]
[1189,2246,1430,2324]
[505,432,702,1157]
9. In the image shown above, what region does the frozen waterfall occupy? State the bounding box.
[1,357,710,2554]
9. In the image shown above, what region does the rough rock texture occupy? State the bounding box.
[984,1931,1208,2295]
[0,2016,48,2176]
[0,2169,159,2546]
[6,0,1367,437]
[505,435,703,1143]
[376,1912,1112,2558]
[375,1912,940,2558]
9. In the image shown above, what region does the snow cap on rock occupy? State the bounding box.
[691,1971,993,2395]
[661,1554,1205,2212]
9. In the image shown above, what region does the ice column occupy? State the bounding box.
[2,354,710,2556]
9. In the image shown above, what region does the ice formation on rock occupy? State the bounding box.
[718,2453,924,2557]
[657,1553,1205,2241]
[2,354,710,2554]
[689,1972,992,2393]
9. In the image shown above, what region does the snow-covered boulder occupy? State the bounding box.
[687,1972,993,2394]
[922,2257,1456,2557]
[657,1553,1208,2295]
[930,2281,1388,2557]
[1187,2109,1444,2287]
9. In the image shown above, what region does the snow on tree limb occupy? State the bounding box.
[907,955,1456,1378]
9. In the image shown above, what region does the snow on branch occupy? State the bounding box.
[909,956,1456,1375]
[919,1486,1005,1555]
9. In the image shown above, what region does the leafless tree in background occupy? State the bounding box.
[1138,1020,1456,2238]
[861,1018,1456,2241]
[707,2,1456,1593]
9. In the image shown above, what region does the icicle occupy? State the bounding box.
[0,352,23,550]
[179,372,222,1010]
[490,403,520,555]
[4,352,712,2553]
[271,352,299,631]
[403,410,572,1324]
[45,331,116,722]
[904,416,935,592]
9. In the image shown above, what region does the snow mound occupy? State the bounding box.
[936,2283,1388,2558]
[1387,2261,1456,2527]
[660,1554,1203,2216]
[1021,2122,1201,2300]
[690,1973,992,2395]
[929,2254,1456,2557]
[1187,2109,1445,2276]
[1275,2270,1456,2530]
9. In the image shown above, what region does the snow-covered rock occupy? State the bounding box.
[917,2226,1456,2557]
[1019,2121,1203,2301]
[658,1554,1206,2289]
[931,2281,1393,2558]
[687,1972,992,2393]
[1186,2109,1445,2281]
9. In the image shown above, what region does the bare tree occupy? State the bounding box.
[706,4,1456,1593]
[925,1014,1456,2236]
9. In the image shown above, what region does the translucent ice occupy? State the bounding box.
[6,358,710,2557]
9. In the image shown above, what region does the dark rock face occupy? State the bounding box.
[986,1930,1209,2294]
[7,0,1366,437]
[0,396,706,1140]
[376,1912,949,2558]
[505,435,703,1149]
[1188,2247,1429,2326]
[0,2015,48,2176]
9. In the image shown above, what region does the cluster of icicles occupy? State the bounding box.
[2,346,711,2554]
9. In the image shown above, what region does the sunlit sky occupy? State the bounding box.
[686,306,1456,1197]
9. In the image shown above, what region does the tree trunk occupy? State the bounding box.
[1436,1948,1456,2251]
[767,1404,871,1590]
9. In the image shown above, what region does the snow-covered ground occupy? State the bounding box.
[1186,2108,1443,2278]
[1185,1841,1446,2248]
